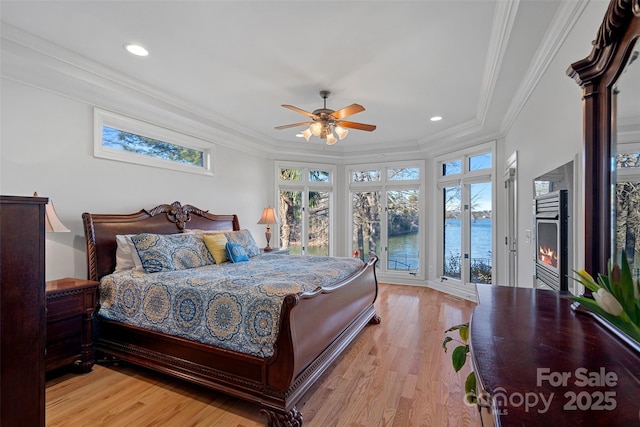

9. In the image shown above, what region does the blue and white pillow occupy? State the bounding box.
[224,229,260,257]
[225,242,249,263]
[130,233,214,273]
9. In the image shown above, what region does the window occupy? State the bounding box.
[615,144,640,273]
[351,170,381,182]
[349,161,424,277]
[442,160,462,176]
[277,163,334,256]
[94,108,213,175]
[437,144,494,285]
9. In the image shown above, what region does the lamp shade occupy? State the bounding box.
[301,128,312,141]
[309,122,323,137]
[34,192,70,232]
[257,206,279,225]
[335,125,349,140]
[45,201,70,232]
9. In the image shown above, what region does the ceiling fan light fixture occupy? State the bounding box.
[275,90,376,145]
[309,121,323,136]
[300,128,312,141]
[335,125,349,140]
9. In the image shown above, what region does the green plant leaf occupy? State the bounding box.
[451,345,468,372]
[444,322,469,334]
[571,269,600,292]
[598,273,612,294]
[442,336,453,351]
[464,372,477,404]
[618,254,637,319]
[573,297,640,343]
[458,324,469,342]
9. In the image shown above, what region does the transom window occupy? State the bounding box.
[94,108,213,175]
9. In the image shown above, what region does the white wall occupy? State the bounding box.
[503,0,610,287]
[1,79,271,280]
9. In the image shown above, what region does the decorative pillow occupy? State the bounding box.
[130,233,214,273]
[115,234,144,272]
[224,229,260,257]
[225,242,249,263]
[203,233,228,264]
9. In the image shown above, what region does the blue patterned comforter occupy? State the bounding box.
[98,254,364,358]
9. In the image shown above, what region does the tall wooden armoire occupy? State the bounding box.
[0,195,46,426]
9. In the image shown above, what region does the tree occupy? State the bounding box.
[351,171,381,259]
[103,127,203,166]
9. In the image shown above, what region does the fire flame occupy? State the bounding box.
[539,246,557,268]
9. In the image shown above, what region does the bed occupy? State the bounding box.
[82,201,380,426]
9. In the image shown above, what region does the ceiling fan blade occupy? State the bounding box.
[274,122,312,130]
[281,105,318,119]
[339,121,377,132]
[330,104,365,119]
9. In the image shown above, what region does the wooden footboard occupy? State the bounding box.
[260,256,379,423]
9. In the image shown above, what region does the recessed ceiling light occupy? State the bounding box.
[430,116,443,122]
[124,44,149,57]
[295,133,304,138]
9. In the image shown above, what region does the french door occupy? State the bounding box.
[442,181,493,284]
[438,144,494,285]
[277,164,334,256]
[349,163,423,278]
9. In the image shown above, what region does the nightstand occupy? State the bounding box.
[261,247,290,255]
[45,278,99,373]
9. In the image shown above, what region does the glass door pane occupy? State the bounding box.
[443,186,462,279]
[352,191,381,261]
[279,190,303,255]
[387,189,419,271]
[308,191,330,256]
[470,182,492,283]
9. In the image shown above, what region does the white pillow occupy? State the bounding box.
[114,234,144,272]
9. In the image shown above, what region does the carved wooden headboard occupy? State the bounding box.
[82,201,240,281]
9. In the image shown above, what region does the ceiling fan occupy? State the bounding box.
[274,90,376,145]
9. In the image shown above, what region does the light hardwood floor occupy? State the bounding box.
[46,284,478,427]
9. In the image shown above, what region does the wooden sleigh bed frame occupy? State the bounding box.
[82,201,380,426]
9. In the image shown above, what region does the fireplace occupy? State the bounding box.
[535,190,568,291]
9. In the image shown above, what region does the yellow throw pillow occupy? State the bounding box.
[203,233,229,264]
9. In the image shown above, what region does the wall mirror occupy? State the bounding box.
[567,0,640,277]
[614,43,640,274]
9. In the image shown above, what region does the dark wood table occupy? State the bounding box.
[470,284,640,426]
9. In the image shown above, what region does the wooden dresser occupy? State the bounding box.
[470,284,640,426]
[0,195,47,427]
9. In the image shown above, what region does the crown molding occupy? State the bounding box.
[476,0,520,127]
[499,0,589,134]
[1,23,274,158]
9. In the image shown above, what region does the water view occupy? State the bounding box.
[444,218,492,262]
[285,218,492,278]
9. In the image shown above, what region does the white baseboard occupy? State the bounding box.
[425,280,478,302]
